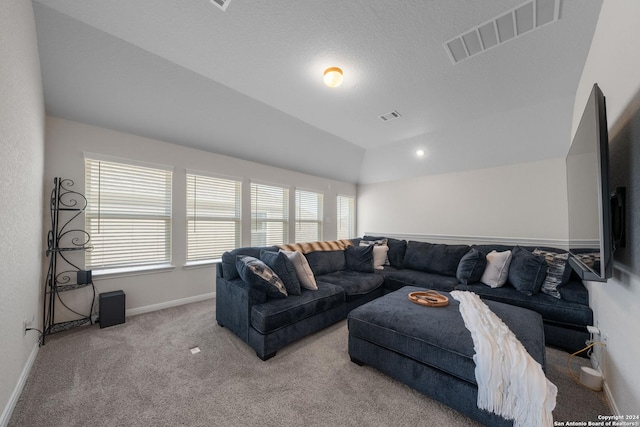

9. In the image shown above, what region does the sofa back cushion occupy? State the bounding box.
[402,241,470,277]
[304,250,346,276]
[221,246,278,280]
[363,235,407,268]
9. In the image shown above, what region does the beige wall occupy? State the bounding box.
[572,0,640,415]
[44,117,356,318]
[0,0,45,424]
[357,157,569,244]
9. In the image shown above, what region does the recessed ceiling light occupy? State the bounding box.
[324,67,343,88]
[416,149,425,157]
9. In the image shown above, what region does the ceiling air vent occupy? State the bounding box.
[210,0,232,11]
[444,0,559,64]
[379,110,402,122]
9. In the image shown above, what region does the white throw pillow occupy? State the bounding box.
[370,245,389,270]
[279,250,317,290]
[480,250,513,288]
[359,239,390,266]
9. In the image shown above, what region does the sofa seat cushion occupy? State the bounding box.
[454,282,593,327]
[348,286,546,385]
[251,282,345,334]
[380,267,459,292]
[316,271,384,301]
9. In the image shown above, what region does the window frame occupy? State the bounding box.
[250,181,290,247]
[84,155,174,275]
[294,188,324,243]
[336,194,356,240]
[186,171,242,264]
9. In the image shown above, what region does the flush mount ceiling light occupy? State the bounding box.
[323,67,343,88]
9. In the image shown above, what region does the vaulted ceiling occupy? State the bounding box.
[32,0,602,183]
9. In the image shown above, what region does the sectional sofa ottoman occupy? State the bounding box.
[215,236,593,360]
[348,286,547,427]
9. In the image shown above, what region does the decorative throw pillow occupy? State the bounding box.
[279,250,318,290]
[346,244,374,273]
[236,255,287,298]
[260,250,301,296]
[371,245,389,270]
[360,242,388,270]
[480,250,513,288]
[533,249,570,299]
[456,248,487,285]
[359,238,390,266]
[508,246,548,295]
[363,235,407,268]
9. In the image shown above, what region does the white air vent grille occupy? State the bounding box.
[379,110,402,122]
[444,0,559,64]
[210,0,232,11]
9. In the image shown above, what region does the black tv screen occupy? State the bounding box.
[566,83,613,281]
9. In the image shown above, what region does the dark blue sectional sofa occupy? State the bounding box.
[215,236,593,360]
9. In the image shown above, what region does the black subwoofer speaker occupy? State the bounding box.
[99,290,125,328]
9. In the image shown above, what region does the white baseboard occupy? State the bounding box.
[1,342,39,427]
[125,292,215,317]
[603,380,620,415]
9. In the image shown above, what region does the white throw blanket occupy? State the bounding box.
[450,291,557,427]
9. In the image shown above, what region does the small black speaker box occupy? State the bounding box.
[99,290,125,328]
[77,270,92,285]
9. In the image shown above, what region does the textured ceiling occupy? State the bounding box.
[32,0,603,183]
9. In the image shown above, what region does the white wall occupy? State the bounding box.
[572,0,640,414]
[0,1,45,424]
[44,117,356,317]
[357,157,568,244]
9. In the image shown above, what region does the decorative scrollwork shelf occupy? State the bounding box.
[42,177,95,344]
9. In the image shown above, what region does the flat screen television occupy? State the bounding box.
[566,83,624,281]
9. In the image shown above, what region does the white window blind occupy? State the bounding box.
[85,158,172,270]
[295,189,323,243]
[251,182,289,246]
[337,195,355,240]
[187,174,241,261]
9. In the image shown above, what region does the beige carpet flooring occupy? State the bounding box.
[9,299,611,426]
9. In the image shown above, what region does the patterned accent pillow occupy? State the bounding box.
[533,249,570,299]
[236,255,288,298]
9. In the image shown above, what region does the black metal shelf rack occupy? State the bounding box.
[42,177,95,345]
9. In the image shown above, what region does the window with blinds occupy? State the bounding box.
[295,189,323,243]
[85,158,173,270]
[337,194,355,240]
[251,182,289,246]
[186,174,241,261]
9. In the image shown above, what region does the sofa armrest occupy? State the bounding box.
[216,277,267,342]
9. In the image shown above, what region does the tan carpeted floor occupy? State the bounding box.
[9,299,611,427]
